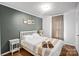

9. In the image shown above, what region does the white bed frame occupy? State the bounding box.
[20,30,37,39]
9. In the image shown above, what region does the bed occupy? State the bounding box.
[20,30,64,56]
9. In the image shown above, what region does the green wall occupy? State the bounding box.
[0,4,42,54]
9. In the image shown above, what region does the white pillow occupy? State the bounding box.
[32,33,40,37]
[22,35,33,40]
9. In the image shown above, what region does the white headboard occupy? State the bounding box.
[20,30,37,39]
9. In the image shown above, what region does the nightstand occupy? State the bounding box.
[9,38,20,55]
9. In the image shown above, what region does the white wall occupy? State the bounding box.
[42,16,52,38]
[64,9,76,46]
[64,3,79,54]
[75,3,79,54]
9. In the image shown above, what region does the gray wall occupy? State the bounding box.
[0,5,42,54]
[0,14,1,55]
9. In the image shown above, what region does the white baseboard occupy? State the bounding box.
[1,51,10,56]
[1,47,21,56]
[64,42,75,46]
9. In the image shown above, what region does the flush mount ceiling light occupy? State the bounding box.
[41,4,51,12]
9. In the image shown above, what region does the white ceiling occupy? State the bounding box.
[0,2,78,18]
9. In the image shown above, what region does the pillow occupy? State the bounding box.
[22,35,33,40]
[32,33,40,37]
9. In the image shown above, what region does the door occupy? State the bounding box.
[52,15,64,40]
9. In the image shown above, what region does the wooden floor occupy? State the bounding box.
[60,44,78,56]
[5,48,33,56]
[5,44,78,56]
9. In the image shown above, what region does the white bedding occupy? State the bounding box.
[21,33,64,56]
[49,40,64,56]
[24,36,44,45]
[21,33,46,52]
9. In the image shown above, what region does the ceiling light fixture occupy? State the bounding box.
[41,4,51,12]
